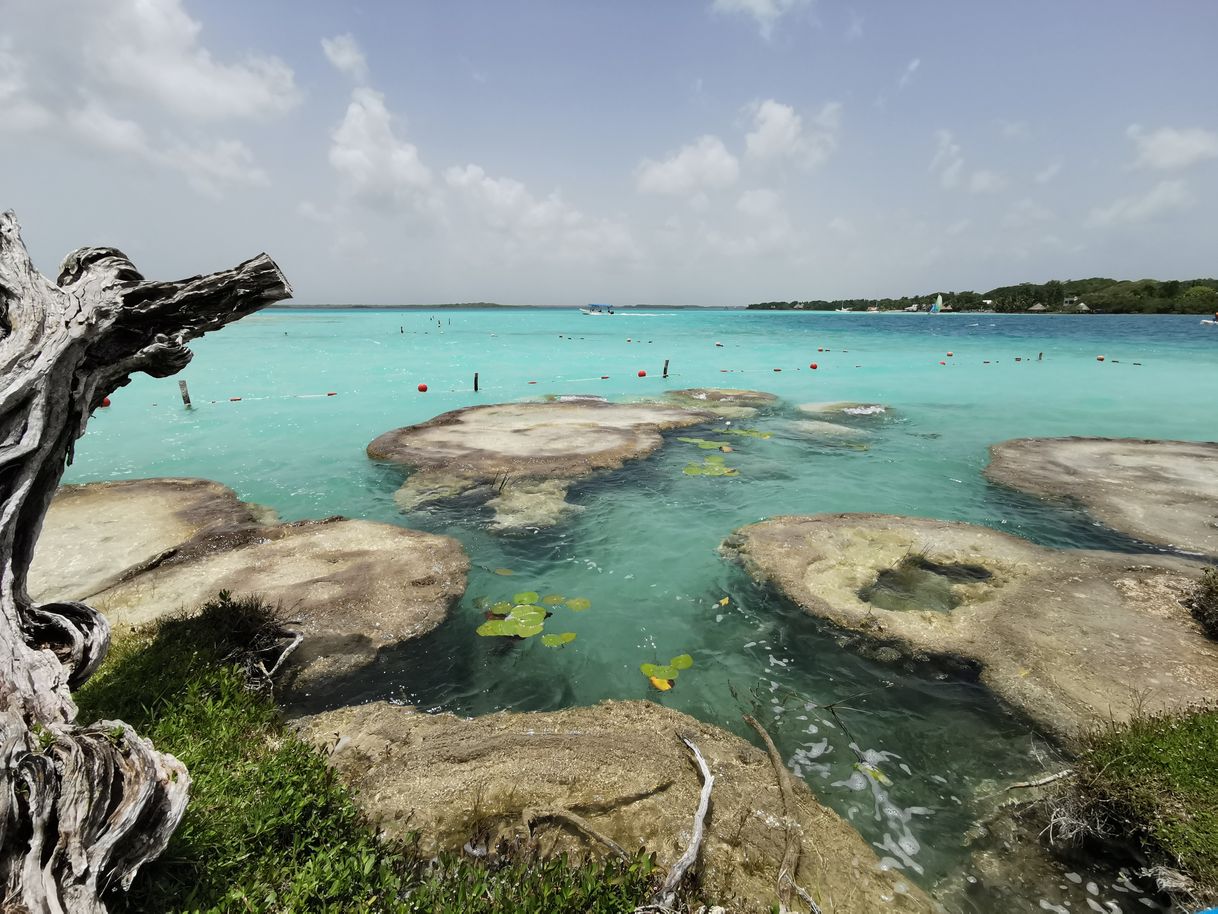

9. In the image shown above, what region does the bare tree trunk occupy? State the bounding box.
[0,210,291,912]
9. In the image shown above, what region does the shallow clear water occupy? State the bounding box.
[66,309,1217,908]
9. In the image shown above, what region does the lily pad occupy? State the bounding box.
[677,436,734,450]
[476,618,545,639]
[565,597,592,612]
[493,568,514,576]
[488,601,513,616]
[640,662,679,680]
[542,593,566,605]
[670,654,694,670]
[507,605,547,626]
[542,632,577,648]
[683,464,706,476]
[513,591,541,606]
[704,454,725,465]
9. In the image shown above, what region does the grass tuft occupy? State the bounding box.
[1066,705,1218,905]
[1189,568,1218,640]
[77,593,657,913]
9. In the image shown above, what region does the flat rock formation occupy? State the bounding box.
[31,479,468,692]
[665,388,779,419]
[297,699,933,914]
[987,437,1218,557]
[368,400,718,528]
[28,478,262,603]
[723,514,1218,743]
[798,402,889,417]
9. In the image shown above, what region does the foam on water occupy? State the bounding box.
[66,309,1212,910]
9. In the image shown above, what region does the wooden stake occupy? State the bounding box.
[473,372,479,392]
[178,379,192,408]
[662,359,670,378]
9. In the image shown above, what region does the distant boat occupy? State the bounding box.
[929,294,943,314]
[834,307,852,312]
[580,304,615,316]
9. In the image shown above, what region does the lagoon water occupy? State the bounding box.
[66,309,1217,909]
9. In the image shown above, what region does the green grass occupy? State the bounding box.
[77,594,658,914]
[1074,706,1218,903]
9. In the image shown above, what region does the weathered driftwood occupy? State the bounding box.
[0,210,290,912]
[648,736,713,911]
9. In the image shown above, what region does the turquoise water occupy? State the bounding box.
[66,309,1217,907]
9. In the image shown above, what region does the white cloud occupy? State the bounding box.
[930,130,964,188]
[0,42,52,131]
[1034,160,1063,184]
[931,130,1006,193]
[711,0,812,39]
[636,135,739,196]
[898,58,920,89]
[322,34,369,82]
[1001,199,1055,229]
[736,188,782,218]
[330,88,434,210]
[1127,124,1218,170]
[83,0,299,120]
[968,169,1007,193]
[1087,179,1193,227]
[66,102,149,155]
[446,163,636,262]
[745,99,841,169]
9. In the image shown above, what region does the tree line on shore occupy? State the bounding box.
[747,277,1218,314]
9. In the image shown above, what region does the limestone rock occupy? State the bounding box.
[986,436,1218,557]
[296,699,934,914]
[723,514,1218,743]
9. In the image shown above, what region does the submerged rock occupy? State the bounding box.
[798,402,888,417]
[368,400,718,529]
[986,436,1218,558]
[32,479,468,693]
[296,699,934,914]
[665,388,779,419]
[722,514,1218,743]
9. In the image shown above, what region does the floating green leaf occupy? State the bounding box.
[488,601,513,616]
[640,662,678,680]
[677,436,734,450]
[704,454,725,465]
[683,464,706,476]
[476,616,545,638]
[565,597,591,612]
[493,568,514,576]
[542,594,566,605]
[507,605,547,625]
[542,632,577,648]
[513,591,540,606]
[670,654,693,670]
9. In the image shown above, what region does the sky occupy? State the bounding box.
[1,1,1216,306]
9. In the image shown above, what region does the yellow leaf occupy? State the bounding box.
[493,568,513,576]
[718,597,730,607]
[648,676,673,692]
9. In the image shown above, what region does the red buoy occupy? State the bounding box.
[939,361,946,366]
[638,370,646,377]
[817,347,824,353]
[101,397,111,408]
[810,363,818,370]
[417,383,428,392]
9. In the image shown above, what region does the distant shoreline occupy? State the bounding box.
[267,303,748,311]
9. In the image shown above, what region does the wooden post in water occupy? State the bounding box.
[662,359,670,378]
[178,379,192,408]
[474,372,479,392]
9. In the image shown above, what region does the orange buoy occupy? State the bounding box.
[810,363,818,370]
[417,383,428,392]
[101,397,111,407]
[637,370,647,377]
[1096,355,1105,362]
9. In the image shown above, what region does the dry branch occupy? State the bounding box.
[522,807,631,861]
[649,736,713,910]
[0,210,291,912]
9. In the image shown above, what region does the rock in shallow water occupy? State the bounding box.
[368,399,725,529]
[722,513,1218,743]
[986,436,1218,558]
[32,478,468,694]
